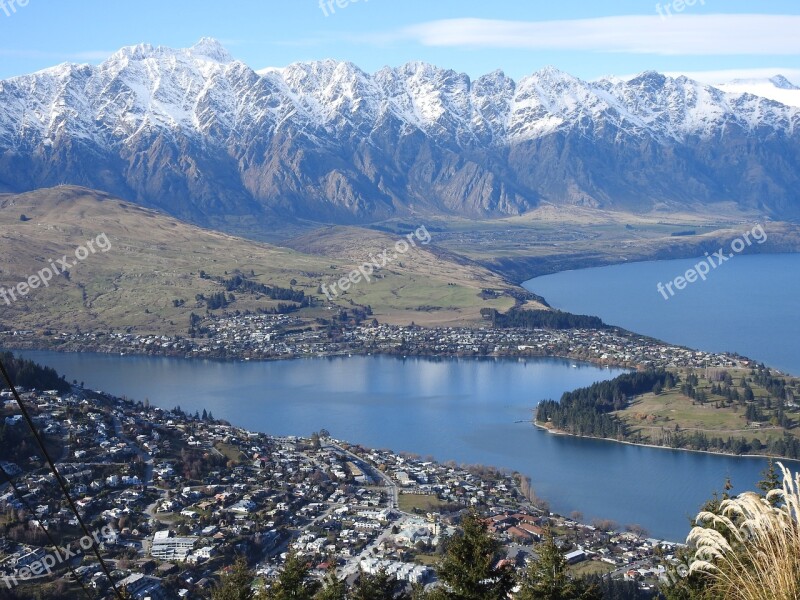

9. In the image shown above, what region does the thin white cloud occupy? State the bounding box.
[668,69,800,107]
[391,15,800,56]
[661,68,800,85]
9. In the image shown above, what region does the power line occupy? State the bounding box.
[0,467,97,600]
[0,358,125,600]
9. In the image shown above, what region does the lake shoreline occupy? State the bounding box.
[0,338,628,371]
[533,420,798,464]
[0,319,760,374]
[12,348,782,541]
[523,253,800,378]
[14,343,791,467]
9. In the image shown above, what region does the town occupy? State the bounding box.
[2,313,758,373]
[0,382,683,599]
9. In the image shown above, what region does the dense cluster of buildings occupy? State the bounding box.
[2,315,754,372]
[0,384,681,598]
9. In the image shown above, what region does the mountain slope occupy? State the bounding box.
[0,39,798,230]
[0,186,519,332]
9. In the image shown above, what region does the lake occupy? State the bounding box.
[524,253,800,376]
[15,350,783,542]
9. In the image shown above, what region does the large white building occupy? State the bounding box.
[150,530,197,561]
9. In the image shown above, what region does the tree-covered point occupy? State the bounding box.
[536,370,674,438]
[536,365,800,459]
[0,352,70,393]
[482,308,606,330]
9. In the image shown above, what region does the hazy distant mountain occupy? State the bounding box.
[716,75,800,108]
[0,38,798,228]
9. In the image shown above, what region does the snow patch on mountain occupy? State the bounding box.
[1,39,799,224]
[2,39,798,153]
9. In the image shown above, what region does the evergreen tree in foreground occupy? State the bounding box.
[315,563,347,600]
[516,529,601,600]
[350,568,408,600]
[265,552,321,600]
[431,510,515,600]
[212,556,258,600]
[757,458,781,495]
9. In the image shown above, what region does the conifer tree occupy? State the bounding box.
[266,552,320,600]
[516,529,601,600]
[212,556,257,600]
[758,457,781,496]
[433,510,514,600]
[350,568,408,600]
[314,563,346,600]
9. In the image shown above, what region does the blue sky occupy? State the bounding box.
[0,0,798,83]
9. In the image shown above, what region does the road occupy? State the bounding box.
[112,414,154,487]
[324,440,398,510]
[341,513,413,578]
[610,558,651,578]
[113,413,169,535]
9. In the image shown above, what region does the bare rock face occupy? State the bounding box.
[0,39,798,230]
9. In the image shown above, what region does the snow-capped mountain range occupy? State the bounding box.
[0,38,798,227]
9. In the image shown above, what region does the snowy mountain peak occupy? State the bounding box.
[2,41,798,145]
[189,37,235,63]
[0,41,798,225]
[728,75,799,90]
[769,75,799,90]
[106,38,235,66]
[108,42,158,62]
[479,69,509,81]
[397,60,443,75]
[627,70,669,88]
[535,65,572,78]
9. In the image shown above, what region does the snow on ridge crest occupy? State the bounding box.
[0,40,799,150]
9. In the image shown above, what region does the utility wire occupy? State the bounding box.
[0,467,97,600]
[0,358,125,600]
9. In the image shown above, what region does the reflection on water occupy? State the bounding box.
[16,350,783,541]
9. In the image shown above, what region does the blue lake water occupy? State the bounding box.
[524,253,800,376]
[15,350,785,542]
